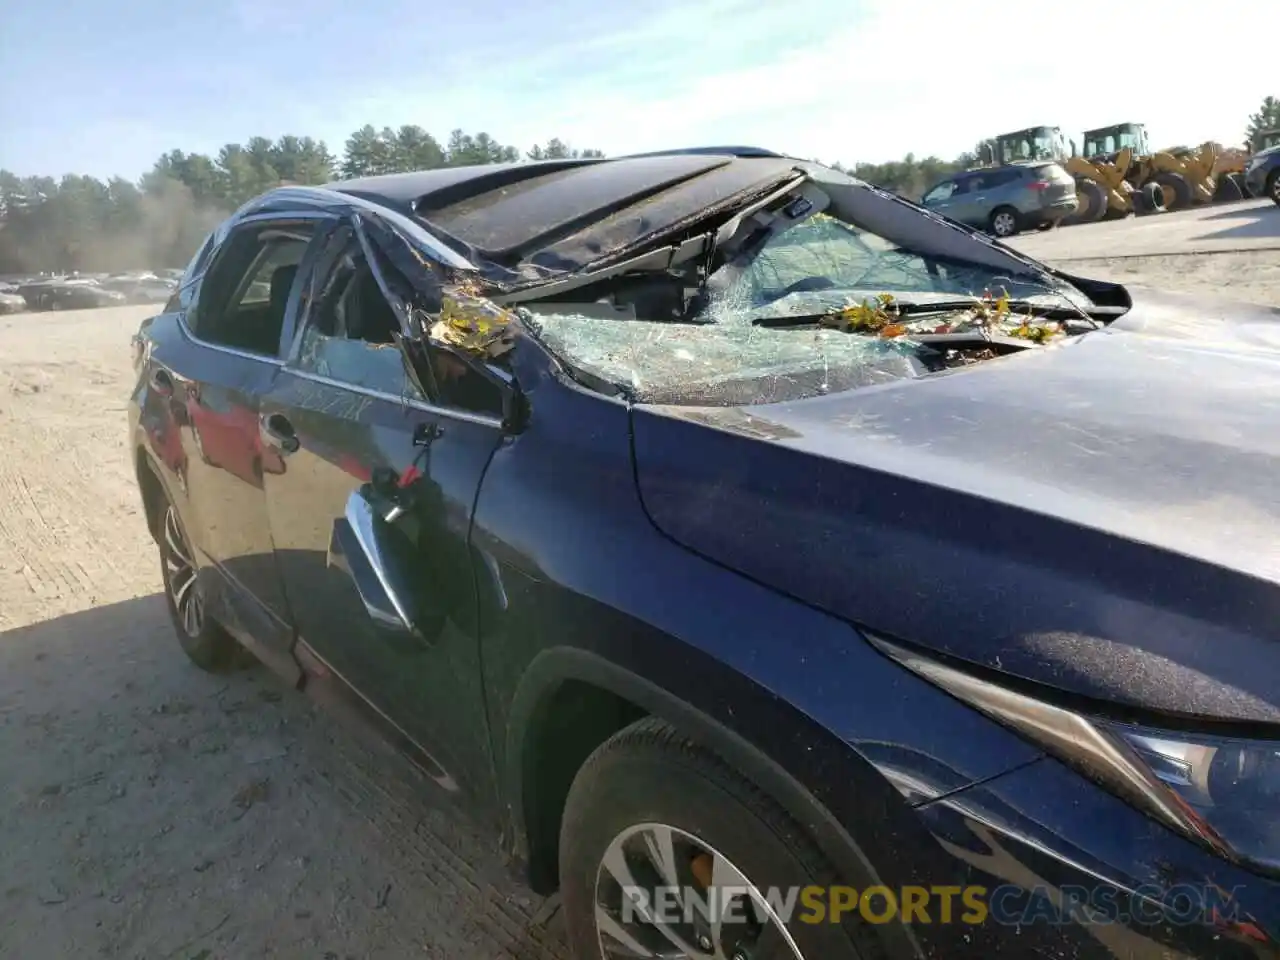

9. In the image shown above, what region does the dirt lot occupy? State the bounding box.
[2,243,1277,959]
[1008,196,1280,261]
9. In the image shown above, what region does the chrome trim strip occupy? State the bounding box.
[285,368,505,429]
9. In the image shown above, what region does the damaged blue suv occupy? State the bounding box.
[131,148,1280,960]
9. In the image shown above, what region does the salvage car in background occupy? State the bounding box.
[0,290,28,314]
[920,161,1078,237]
[100,275,177,304]
[130,150,1279,960]
[1244,140,1280,205]
[17,279,127,311]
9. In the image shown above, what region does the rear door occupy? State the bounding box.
[162,213,328,661]
[949,173,989,225]
[259,220,508,797]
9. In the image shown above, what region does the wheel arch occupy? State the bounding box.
[504,646,891,913]
[135,445,167,543]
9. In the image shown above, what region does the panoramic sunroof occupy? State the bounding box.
[416,154,730,258]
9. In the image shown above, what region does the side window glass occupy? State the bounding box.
[188,220,317,357]
[923,181,956,203]
[294,231,424,400]
[293,226,507,417]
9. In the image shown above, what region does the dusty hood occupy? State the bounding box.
[630,289,1280,723]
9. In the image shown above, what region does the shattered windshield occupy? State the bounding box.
[523,209,1092,406]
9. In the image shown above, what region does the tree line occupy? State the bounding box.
[0,126,605,275]
[3,96,1275,277]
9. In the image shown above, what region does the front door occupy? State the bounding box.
[167,215,326,658]
[259,220,506,797]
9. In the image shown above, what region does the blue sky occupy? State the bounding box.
[1,0,1274,180]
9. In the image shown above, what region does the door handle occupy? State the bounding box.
[149,368,174,397]
[259,413,299,454]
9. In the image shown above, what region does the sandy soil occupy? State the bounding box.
[0,306,566,959]
[0,249,1276,959]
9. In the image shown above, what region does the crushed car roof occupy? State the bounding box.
[326,153,801,272]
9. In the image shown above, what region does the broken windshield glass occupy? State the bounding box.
[521,211,1089,406]
[699,214,1064,324]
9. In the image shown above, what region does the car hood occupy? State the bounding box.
[630,288,1280,723]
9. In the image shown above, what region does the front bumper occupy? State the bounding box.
[898,754,1280,958]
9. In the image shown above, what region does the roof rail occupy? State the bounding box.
[616,145,789,160]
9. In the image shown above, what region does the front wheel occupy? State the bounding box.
[560,718,875,959]
[1268,170,1280,207]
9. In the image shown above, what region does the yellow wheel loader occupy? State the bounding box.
[1082,123,1237,211]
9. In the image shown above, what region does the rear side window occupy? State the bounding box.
[987,168,1023,187]
[1029,163,1072,182]
[188,220,319,357]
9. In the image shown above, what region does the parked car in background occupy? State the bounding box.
[18,279,127,311]
[0,290,28,314]
[101,276,177,304]
[920,161,1078,237]
[1244,142,1280,205]
[131,150,1279,960]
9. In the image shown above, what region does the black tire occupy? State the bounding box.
[1140,180,1167,214]
[1213,174,1244,203]
[1064,178,1107,225]
[156,486,244,672]
[560,718,883,960]
[1153,171,1192,210]
[1268,169,1280,207]
[987,206,1020,238]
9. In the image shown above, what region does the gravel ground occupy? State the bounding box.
[1,248,1276,959]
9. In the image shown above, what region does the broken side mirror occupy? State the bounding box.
[328,488,445,649]
[398,335,527,433]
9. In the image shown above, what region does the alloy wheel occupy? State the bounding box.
[1270,173,1280,203]
[992,212,1017,237]
[163,505,202,636]
[593,821,806,960]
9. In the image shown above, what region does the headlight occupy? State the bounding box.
[870,636,1280,875]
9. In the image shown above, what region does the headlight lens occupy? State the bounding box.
[1117,727,1280,870]
[871,636,1280,875]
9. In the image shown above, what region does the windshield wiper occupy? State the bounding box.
[751,297,1127,328]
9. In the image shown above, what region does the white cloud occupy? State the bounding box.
[342,0,1275,164]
